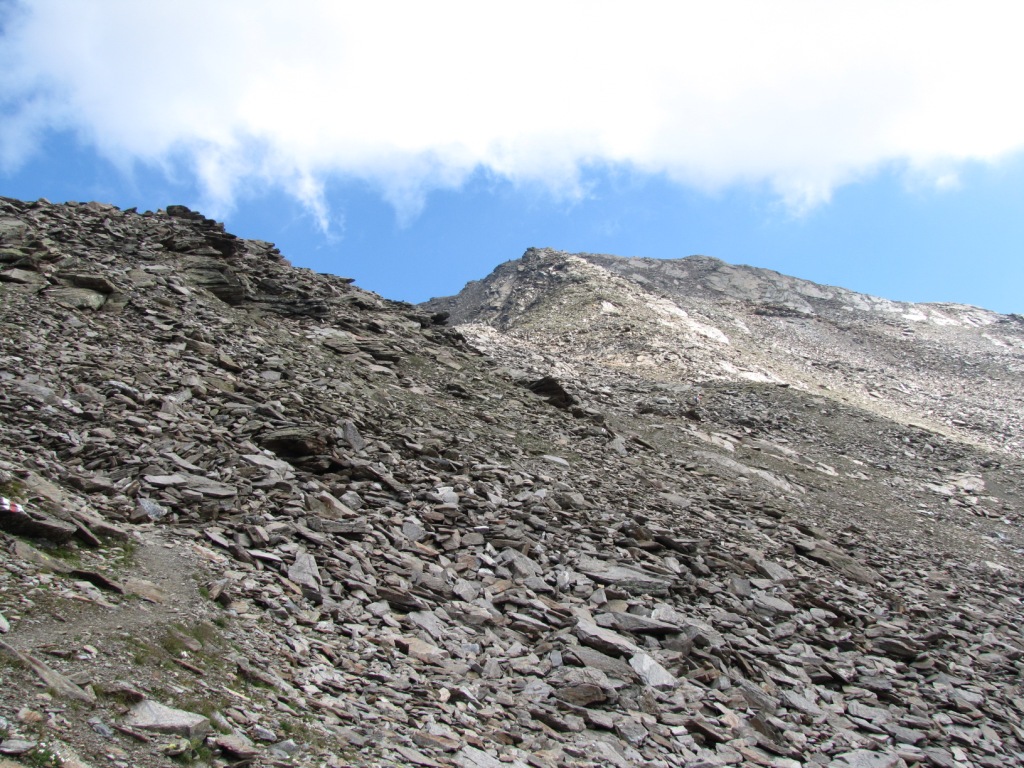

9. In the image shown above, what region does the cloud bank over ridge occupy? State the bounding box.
[3,1,1023,226]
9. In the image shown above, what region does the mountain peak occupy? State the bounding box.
[422,248,1021,457]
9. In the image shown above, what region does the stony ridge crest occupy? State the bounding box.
[424,247,1024,458]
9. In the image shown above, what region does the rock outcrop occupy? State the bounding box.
[0,202,1022,768]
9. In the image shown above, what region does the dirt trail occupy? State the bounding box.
[2,527,215,652]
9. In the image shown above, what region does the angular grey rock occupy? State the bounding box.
[0,739,36,756]
[288,552,321,591]
[125,700,211,738]
[607,610,679,636]
[212,734,259,759]
[576,555,673,596]
[568,646,638,682]
[552,679,608,707]
[133,497,168,521]
[781,689,823,717]
[827,750,906,768]
[456,746,528,768]
[629,651,678,690]
[0,498,77,542]
[615,717,649,746]
[48,286,107,310]
[0,268,45,285]
[0,640,96,704]
[341,420,366,452]
[752,593,797,615]
[576,620,640,657]
[870,636,921,660]
[499,547,542,578]
[794,538,882,584]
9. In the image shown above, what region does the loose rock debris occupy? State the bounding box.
[0,197,1022,767]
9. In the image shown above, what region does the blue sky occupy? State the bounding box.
[2,2,1023,313]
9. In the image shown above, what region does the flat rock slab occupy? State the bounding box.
[394,745,444,767]
[456,746,529,768]
[0,268,45,285]
[48,286,106,309]
[828,750,906,768]
[568,645,637,682]
[0,741,36,757]
[142,473,236,497]
[122,577,167,603]
[576,555,672,596]
[0,497,77,542]
[126,700,211,738]
[752,592,798,615]
[794,538,882,584]
[629,651,678,690]
[0,640,96,704]
[500,547,542,578]
[288,552,322,591]
[870,636,921,660]
[576,620,639,657]
[607,610,680,636]
[396,635,449,665]
[213,734,260,759]
[781,689,824,716]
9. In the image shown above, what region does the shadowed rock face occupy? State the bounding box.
[1,201,1024,768]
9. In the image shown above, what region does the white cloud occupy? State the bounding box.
[3,0,1024,225]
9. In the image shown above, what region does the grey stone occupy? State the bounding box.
[455,747,500,768]
[629,651,678,690]
[134,497,168,521]
[287,552,321,591]
[48,286,107,309]
[576,620,640,657]
[752,593,797,615]
[0,499,77,542]
[827,750,906,768]
[781,689,823,717]
[499,547,542,578]
[0,268,44,285]
[568,646,637,682]
[576,555,673,596]
[614,717,649,746]
[125,700,211,738]
[0,739,36,755]
[0,640,96,704]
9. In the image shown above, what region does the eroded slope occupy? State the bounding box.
[0,203,1022,768]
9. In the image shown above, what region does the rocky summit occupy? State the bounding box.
[0,202,1022,768]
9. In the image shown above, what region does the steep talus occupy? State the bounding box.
[0,204,1022,768]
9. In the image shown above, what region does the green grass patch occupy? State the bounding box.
[20,743,64,767]
[106,538,138,569]
[42,544,83,565]
[0,478,27,500]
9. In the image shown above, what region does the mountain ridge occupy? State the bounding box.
[422,247,1024,459]
[426,248,1012,326]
